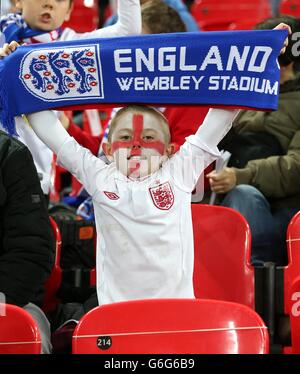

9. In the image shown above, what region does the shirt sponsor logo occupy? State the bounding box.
[104,191,120,200]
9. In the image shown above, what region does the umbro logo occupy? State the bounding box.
[104,191,120,200]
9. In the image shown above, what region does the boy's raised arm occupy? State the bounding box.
[26,110,107,198]
[26,111,70,154]
[114,0,142,36]
[63,0,142,40]
[195,108,239,148]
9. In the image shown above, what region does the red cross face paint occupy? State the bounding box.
[110,111,169,178]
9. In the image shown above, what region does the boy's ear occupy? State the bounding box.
[166,143,178,156]
[64,1,74,22]
[102,142,113,157]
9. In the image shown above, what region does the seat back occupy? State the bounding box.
[63,0,99,32]
[0,304,41,354]
[72,298,269,354]
[42,216,62,313]
[191,0,271,31]
[279,0,300,17]
[228,19,266,30]
[284,211,300,353]
[192,204,255,308]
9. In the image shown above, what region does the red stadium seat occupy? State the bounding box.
[0,304,41,354]
[279,0,300,17]
[72,298,269,354]
[192,204,255,308]
[88,205,255,305]
[282,211,300,353]
[63,0,99,33]
[191,0,271,31]
[42,217,62,313]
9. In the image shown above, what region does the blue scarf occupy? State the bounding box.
[0,13,61,46]
[0,30,287,135]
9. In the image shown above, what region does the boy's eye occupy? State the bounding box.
[120,135,131,141]
[143,135,154,141]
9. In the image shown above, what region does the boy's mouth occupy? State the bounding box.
[127,155,145,161]
[40,13,52,23]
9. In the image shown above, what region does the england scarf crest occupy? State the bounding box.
[0,30,288,134]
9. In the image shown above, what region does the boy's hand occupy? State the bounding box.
[0,41,19,58]
[273,23,291,55]
[207,167,237,194]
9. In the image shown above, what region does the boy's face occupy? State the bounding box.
[106,111,173,178]
[15,0,73,31]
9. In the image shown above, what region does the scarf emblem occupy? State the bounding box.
[20,44,103,101]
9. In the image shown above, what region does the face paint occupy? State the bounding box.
[111,112,169,178]
[111,114,166,156]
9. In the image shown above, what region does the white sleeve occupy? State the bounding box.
[26,111,70,154]
[15,116,53,194]
[56,138,108,197]
[194,108,240,147]
[60,0,141,41]
[26,111,107,197]
[169,108,239,192]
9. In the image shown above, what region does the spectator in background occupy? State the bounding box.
[105,0,200,32]
[208,15,300,266]
[0,131,54,353]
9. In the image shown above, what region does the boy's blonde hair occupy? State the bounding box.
[108,105,171,144]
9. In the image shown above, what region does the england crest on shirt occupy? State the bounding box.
[149,182,174,211]
[19,44,104,101]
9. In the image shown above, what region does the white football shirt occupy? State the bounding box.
[57,133,220,305]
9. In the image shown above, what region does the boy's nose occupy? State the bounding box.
[130,145,142,157]
[42,0,54,9]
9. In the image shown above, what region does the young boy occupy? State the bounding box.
[25,106,238,305]
[0,0,141,196]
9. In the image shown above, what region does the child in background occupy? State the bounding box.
[0,0,141,196]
